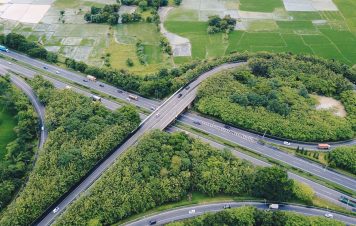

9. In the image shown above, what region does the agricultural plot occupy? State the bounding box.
[0,0,172,73]
[165,0,356,65]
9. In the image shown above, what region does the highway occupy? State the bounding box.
[2,61,353,214]
[126,202,356,226]
[1,51,355,150]
[1,53,355,224]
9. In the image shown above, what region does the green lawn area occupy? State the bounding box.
[0,108,17,160]
[239,0,283,12]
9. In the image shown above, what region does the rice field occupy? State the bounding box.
[165,0,356,65]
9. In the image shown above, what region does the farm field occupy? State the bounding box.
[165,0,356,65]
[0,108,16,160]
[0,0,171,74]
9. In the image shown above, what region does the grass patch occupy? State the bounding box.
[0,108,17,160]
[239,0,283,12]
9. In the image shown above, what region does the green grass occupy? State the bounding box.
[239,0,283,12]
[115,23,162,45]
[0,108,17,160]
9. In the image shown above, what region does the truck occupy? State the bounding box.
[269,204,279,210]
[91,95,101,102]
[0,45,9,52]
[128,94,138,101]
[318,143,330,149]
[87,75,96,82]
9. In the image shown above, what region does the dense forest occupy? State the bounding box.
[196,54,356,141]
[328,146,356,174]
[0,76,38,212]
[54,130,312,225]
[167,206,343,226]
[0,76,140,225]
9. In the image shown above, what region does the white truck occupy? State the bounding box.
[269,204,279,210]
[91,95,101,102]
[87,75,97,82]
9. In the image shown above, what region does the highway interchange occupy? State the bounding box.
[0,51,355,225]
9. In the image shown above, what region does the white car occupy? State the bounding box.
[52,207,59,213]
[41,126,44,131]
[324,213,333,218]
[283,141,291,145]
[7,62,12,65]
[188,209,195,214]
[55,70,60,74]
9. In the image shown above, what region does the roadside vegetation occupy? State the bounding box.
[0,76,140,225]
[0,76,38,212]
[196,54,355,142]
[55,130,316,225]
[167,206,344,226]
[328,146,356,175]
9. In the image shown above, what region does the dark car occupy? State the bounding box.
[99,84,104,87]
[43,66,48,70]
[83,79,88,82]
[178,93,183,98]
[149,220,157,225]
[193,121,201,125]
[223,204,231,209]
[224,125,231,129]
[185,86,190,90]
[117,90,123,93]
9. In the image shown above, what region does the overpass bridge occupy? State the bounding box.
[35,63,243,226]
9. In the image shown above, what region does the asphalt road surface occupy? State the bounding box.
[1,51,355,150]
[126,202,356,226]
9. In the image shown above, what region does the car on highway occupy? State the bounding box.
[43,66,48,69]
[41,126,44,131]
[52,207,59,214]
[223,204,231,209]
[283,141,291,145]
[155,113,160,118]
[99,84,104,87]
[185,86,190,90]
[324,213,333,218]
[149,220,157,225]
[150,106,156,111]
[178,93,183,98]
[224,125,231,129]
[83,79,88,82]
[7,62,11,65]
[55,70,60,74]
[193,121,201,125]
[117,90,123,93]
[188,209,195,214]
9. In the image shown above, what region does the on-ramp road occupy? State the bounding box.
[126,202,356,226]
[0,65,47,149]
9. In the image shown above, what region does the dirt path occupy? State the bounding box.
[158,7,192,57]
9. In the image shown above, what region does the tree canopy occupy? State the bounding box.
[0,76,140,225]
